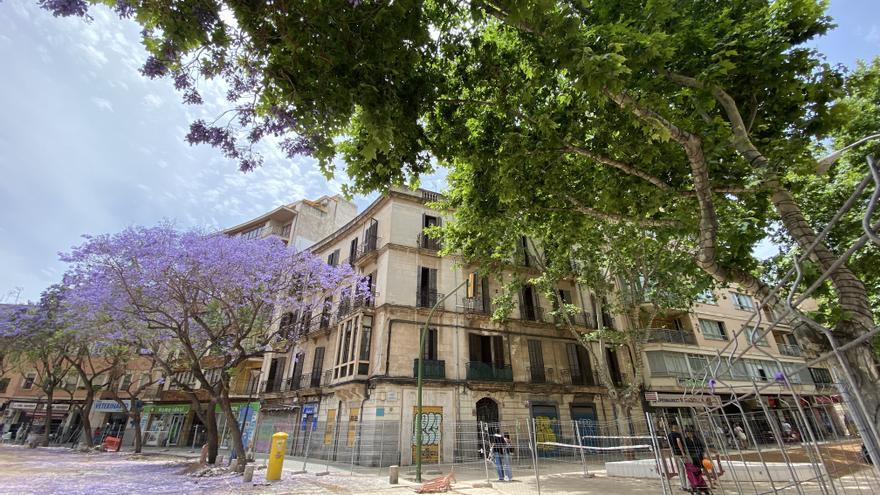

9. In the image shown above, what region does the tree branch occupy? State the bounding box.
[565,195,682,228]
[561,144,675,192]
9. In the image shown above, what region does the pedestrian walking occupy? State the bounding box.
[667,424,688,490]
[490,433,513,482]
[734,423,748,448]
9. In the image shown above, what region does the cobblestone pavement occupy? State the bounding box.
[0,445,413,495]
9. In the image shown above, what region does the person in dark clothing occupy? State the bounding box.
[685,429,706,465]
[490,433,513,481]
[666,424,687,490]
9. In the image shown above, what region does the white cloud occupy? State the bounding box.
[157,159,170,169]
[91,96,114,112]
[144,93,163,109]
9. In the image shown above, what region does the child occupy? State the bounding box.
[701,452,717,488]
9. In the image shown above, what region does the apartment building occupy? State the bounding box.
[254,188,622,464]
[223,194,358,251]
[643,291,845,435]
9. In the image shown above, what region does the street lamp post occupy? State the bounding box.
[415,278,469,482]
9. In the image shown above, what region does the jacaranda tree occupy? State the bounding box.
[61,224,363,470]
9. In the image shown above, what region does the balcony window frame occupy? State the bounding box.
[698,319,728,341]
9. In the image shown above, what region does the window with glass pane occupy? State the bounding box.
[699,319,727,340]
[687,355,710,377]
[745,327,769,346]
[696,290,717,305]
[731,292,754,310]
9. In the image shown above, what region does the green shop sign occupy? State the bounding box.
[142,404,191,415]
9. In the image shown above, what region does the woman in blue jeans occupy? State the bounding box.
[491,433,513,481]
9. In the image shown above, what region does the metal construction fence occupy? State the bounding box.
[248,414,662,494]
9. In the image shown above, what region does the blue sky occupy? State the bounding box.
[0,0,877,302]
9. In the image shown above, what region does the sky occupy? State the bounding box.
[0,0,877,303]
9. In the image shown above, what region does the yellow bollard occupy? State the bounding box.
[266,432,288,481]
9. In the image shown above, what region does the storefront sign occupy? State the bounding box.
[302,404,316,415]
[645,391,721,408]
[93,400,131,413]
[9,402,37,411]
[142,403,191,415]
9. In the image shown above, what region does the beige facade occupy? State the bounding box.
[224,194,357,251]
[256,188,623,464]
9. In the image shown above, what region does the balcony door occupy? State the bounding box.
[468,334,504,368]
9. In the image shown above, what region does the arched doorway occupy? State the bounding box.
[475,398,500,459]
[476,397,499,425]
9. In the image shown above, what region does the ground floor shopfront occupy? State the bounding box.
[1,400,74,441]
[256,379,617,466]
[139,401,259,450]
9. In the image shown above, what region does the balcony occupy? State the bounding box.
[412,359,446,379]
[647,328,697,345]
[814,382,838,393]
[466,361,513,382]
[462,297,487,314]
[421,189,442,202]
[528,366,548,384]
[417,232,442,251]
[562,369,597,387]
[778,343,803,357]
[353,235,380,261]
[285,371,325,391]
[554,311,596,329]
[521,305,545,323]
[417,291,443,309]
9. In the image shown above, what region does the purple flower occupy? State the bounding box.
[112,0,136,18]
[708,378,717,394]
[140,56,169,79]
[37,0,89,17]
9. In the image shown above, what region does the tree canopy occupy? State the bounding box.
[39,0,880,449]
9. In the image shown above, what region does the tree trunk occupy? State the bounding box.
[218,393,247,472]
[42,391,53,447]
[79,388,96,448]
[204,403,219,464]
[132,409,143,454]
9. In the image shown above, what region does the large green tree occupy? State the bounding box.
[43,0,880,450]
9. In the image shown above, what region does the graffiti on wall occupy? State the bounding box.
[411,406,443,463]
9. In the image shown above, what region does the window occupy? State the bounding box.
[348,237,358,265]
[519,285,540,321]
[809,367,834,384]
[118,373,132,390]
[745,327,769,347]
[696,290,717,305]
[21,372,36,390]
[311,347,325,387]
[518,236,531,266]
[528,339,546,383]
[0,378,9,393]
[358,317,373,375]
[566,343,593,385]
[241,226,262,240]
[63,373,78,391]
[468,333,505,367]
[417,267,438,307]
[423,327,438,361]
[698,319,727,340]
[327,249,340,267]
[731,292,754,311]
[420,214,442,250]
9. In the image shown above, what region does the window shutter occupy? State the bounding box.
[468,334,481,362]
[416,267,423,306]
[428,268,437,294]
[481,277,491,313]
[492,335,505,367]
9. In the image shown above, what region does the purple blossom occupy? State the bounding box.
[708,378,717,394]
[774,371,787,387]
[140,56,169,79]
[182,88,203,105]
[37,0,89,18]
[112,0,136,18]
[280,135,317,158]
